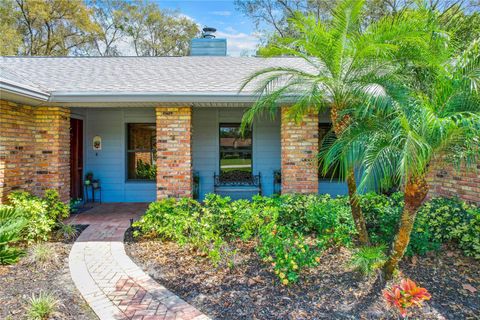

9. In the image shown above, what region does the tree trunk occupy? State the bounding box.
[383,176,429,279]
[330,105,370,245]
[347,169,370,245]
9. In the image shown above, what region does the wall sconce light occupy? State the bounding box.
[93,135,102,156]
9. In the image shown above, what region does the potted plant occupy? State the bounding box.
[85,172,93,185]
[92,179,100,189]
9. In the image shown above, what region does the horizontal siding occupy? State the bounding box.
[74,106,347,202]
[76,107,156,203]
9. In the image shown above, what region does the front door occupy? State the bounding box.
[70,118,83,200]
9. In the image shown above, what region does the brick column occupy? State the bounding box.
[0,100,70,203]
[33,107,71,202]
[155,107,193,199]
[281,106,319,194]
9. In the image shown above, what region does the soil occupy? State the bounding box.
[0,225,98,320]
[125,229,480,320]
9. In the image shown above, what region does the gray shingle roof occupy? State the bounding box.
[0,56,312,96]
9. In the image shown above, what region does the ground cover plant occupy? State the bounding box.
[129,192,480,319]
[133,193,479,284]
[0,190,95,318]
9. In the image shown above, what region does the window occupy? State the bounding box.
[318,122,341,180]
[219,123,252,177]
[127,123,156,181]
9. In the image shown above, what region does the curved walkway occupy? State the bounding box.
[68,204,209,320]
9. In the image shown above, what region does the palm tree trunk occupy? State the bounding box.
[383,176,429,279]
[347,169,370,245]
[330,106,370,245]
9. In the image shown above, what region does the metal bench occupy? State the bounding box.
[214,170,262,198]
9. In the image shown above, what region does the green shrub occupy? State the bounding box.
[7,190,69,243]
[133,197,228,264]
[306,195,356,247]
[452,205,480,259]
[26,291,60,320]
[361,192,403,245]
[0,206,26,265]
[349,245,387,276]
[413,197,480,258]
[274,194,319,232]
[257,218,321,284]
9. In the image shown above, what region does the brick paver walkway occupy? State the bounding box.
[68,203,209,320]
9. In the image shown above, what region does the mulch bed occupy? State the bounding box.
[0,225,98,320]
[125,229,479,320]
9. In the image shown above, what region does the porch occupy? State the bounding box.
[70,106,348,203]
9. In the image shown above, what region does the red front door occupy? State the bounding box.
[70,118,84,200]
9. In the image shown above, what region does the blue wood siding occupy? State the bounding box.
[192,108,281,200]
[72,106,348,202]
[73,107,156,202]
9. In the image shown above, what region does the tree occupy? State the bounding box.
[125,2,199,56]
[3,0,99,56]
[240,0,429,245]
[235,0,475,47]
[86,0,130,56]
[0,0,22,55]
[324,36,480,279]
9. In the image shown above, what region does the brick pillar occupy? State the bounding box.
[156,107,193,199]
[33,107,71,202]
[0,100,70,203]
[281,106,319,194]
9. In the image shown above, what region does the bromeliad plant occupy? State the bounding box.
[239,0,432,245]
[383,278,431,318]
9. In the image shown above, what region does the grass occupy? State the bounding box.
[56,223,78,241]
[27,243,59,268]
[26,291,60,320]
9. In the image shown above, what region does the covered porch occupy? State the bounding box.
[70,105,348,203]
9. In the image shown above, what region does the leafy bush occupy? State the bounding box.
[7,190,70,243]
[361,192,403,245]
[257,219,321,284]
[306,195,356,246]
[133,197,228,264]
[412,197,480,258]
[350,245,387,276]
[0,206,26,265]
[26,291,60,320]
[133,192,480,285]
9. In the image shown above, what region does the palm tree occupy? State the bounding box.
[240,0,430,245]
[323,38,480,279]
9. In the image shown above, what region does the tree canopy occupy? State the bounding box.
[0,0,199,56]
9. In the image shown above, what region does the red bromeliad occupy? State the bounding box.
[383,278,431,317]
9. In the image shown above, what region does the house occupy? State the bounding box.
[0,34,477,204]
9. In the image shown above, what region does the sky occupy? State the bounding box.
[155,0,262,56]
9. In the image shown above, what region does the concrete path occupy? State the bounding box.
[68,203,209,320]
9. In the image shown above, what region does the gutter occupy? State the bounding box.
[0,78,50,101]
[49,91,297,104]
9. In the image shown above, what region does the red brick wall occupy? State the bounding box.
[155,107,193,199]
[427,157,480,204]
[280,106,319,194]
[0,100,70,203]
